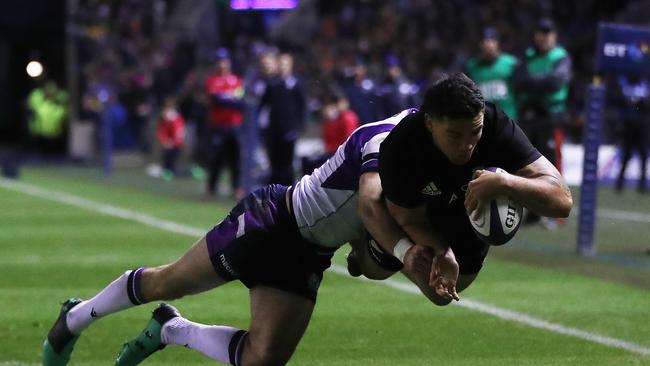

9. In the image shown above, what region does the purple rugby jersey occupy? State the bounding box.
[291,109,416,248]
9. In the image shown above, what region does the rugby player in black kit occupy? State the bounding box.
[358,73,572,304]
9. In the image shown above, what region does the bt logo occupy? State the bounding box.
[603,41,650,62]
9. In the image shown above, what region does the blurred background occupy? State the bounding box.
[1,0,649,250]
[2,2,650,364]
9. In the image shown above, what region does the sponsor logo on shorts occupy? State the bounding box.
[220,254,238,277]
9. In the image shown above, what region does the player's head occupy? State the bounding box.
[534,18,557,53]
[480,27,500,61]
[420,73,485,165]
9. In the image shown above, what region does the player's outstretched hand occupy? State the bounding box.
[429,248,460,301]
[403,244,434,276]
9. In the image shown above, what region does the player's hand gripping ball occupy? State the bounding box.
[468,167,523,246]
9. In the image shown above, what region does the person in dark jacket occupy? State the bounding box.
[612,75,649,193]
[259,52,306,185]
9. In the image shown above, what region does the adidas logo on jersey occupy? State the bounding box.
[421,182,441,196]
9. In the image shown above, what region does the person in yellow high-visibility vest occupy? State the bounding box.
[27,80,69,152]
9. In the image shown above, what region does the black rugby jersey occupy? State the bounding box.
[379,102,540,214]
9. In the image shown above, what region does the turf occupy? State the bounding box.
[1,168,649,365]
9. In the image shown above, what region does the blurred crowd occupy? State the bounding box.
[52,0,649,196]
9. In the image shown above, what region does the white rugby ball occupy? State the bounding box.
[468,167,523,246]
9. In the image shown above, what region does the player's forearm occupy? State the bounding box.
[358,195,407,254]
[399,221,448,256]
[503,173,572,218]
[386,201,448,256]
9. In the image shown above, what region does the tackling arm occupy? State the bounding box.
[357,172,407,253]
[357,171,459,301]
[385,199,449,257]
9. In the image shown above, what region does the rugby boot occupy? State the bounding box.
[115,303,180,366]
[42,297,83,366]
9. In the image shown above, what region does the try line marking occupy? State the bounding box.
[1,178,649,357]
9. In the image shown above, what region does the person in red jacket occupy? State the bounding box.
[156,97,186,178]
[302,92,360,174]
[322,95,360,154]
[205,48,245,198]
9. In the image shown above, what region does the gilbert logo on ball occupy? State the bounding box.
[468,167,523,246]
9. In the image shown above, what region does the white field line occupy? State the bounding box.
[2,178,649,357]
[598,208,650,224]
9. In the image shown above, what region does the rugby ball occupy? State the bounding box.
[468,167,523,246]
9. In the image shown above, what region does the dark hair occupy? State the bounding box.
[420,73,485,121]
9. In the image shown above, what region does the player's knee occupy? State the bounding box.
[431,297,453,307]
[424,292,452,307]
[361,267,394,281]
[245,342,293,366]
[357,257,396,280]
[141,265,188,301]
[246,348,291,366]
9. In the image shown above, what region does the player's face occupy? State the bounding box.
[426,112,484,165]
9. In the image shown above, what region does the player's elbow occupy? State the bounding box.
[558,196,573,218]
[430,296,453,307]
[421,288,453,306]
[357,193,383,222]
[554,190,573,218]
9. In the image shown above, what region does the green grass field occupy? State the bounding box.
[1,167,650,365]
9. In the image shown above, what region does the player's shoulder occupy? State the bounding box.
[381,109,424,147]
[344,110,409,150]
[385,108,423,133]
[483,102,514,132]
[484,102,501,123]
[358,109,417,137]
[379,109,429,170]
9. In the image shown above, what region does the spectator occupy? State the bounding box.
[244,49,279,188]
[515,18,572,227]
[205,48,246,198]
[340,60,381,124]
[178,67,210,179]
[248,51,279,101]
[259,52,306,185]
[302,91,360,175]
[465,27,518,119]
[120,66,153,152]
[515,18,572,171]
[26,80,69,154]
[612,75,649,193]
[376,54,418,118]
[156,97,186,179]
[322,94,360,155]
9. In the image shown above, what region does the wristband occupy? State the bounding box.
[393,238,414,263]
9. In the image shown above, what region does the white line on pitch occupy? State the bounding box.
[598,208,650,224]
[1,178,649,357]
